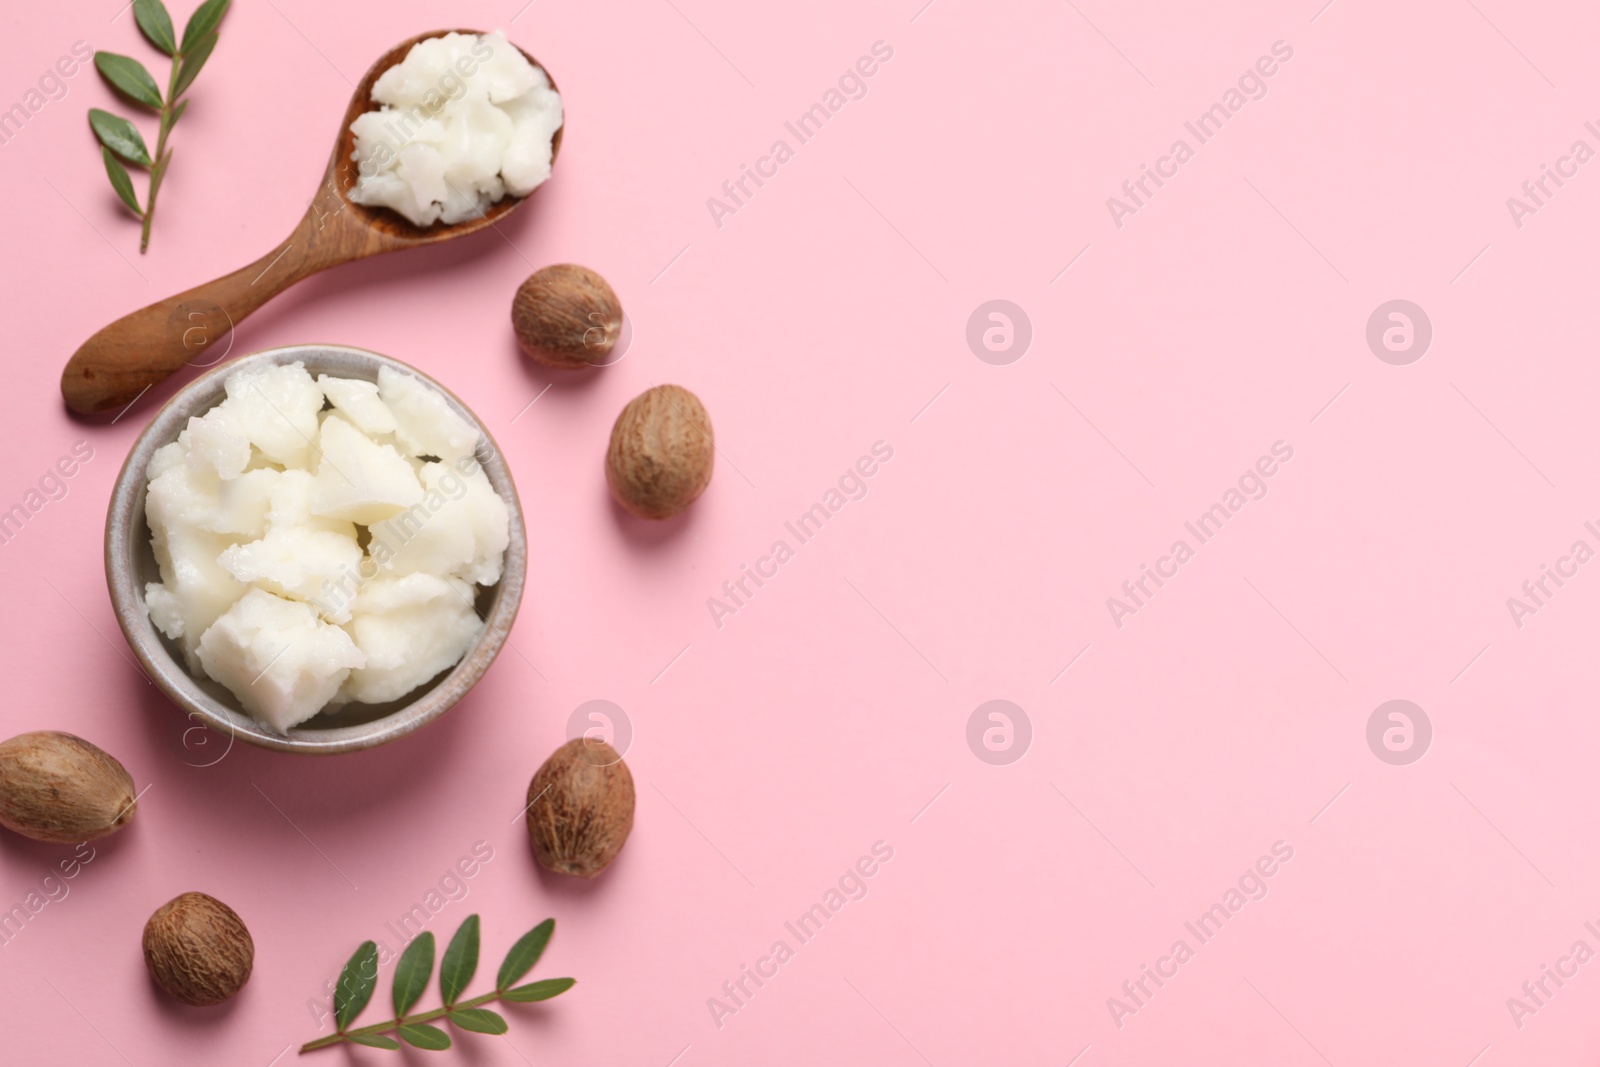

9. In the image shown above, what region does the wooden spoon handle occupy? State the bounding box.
[60,195,352,415]
[62,226,311,416]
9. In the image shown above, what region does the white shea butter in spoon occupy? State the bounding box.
[346,30,563,227]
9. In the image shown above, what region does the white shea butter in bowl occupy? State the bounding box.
[346,30,563,227]
[106,346,527,756]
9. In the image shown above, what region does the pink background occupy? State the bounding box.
[2,0,1598,1062]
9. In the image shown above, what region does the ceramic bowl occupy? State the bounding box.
[105,344,527,755]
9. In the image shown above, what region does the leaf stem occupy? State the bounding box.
[299,989,509,1053]
[139,51,183,253]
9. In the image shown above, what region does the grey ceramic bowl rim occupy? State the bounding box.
[105,344,527,755]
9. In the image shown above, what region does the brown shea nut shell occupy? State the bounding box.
[0,731,137,843]
[605,385,713,520]
[526,738,635,878]
[143,892,254,1006]
[512,264,623,368]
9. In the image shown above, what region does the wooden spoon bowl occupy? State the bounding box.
[61,29,562,416]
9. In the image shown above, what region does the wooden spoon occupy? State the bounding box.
[61,29,562,416]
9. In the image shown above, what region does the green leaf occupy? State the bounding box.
[496,919,553,991]
[334,941,379,1031]
[501,977,576,1002]
[397,1023,452,1050]
[94,52,162,108]
[346,1033,401,1049]
[391,932,435,1017]
[101,147,143,217]
[169,98,189,125]
[89,109,151,166]
[182,0,231,52]
[449,1007,508,1035]
[439,915,480,1006]
[172,30,217,98]
[134,0,177,55]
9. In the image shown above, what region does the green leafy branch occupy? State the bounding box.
[300,916,576,1054]
[90,0,230,253]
